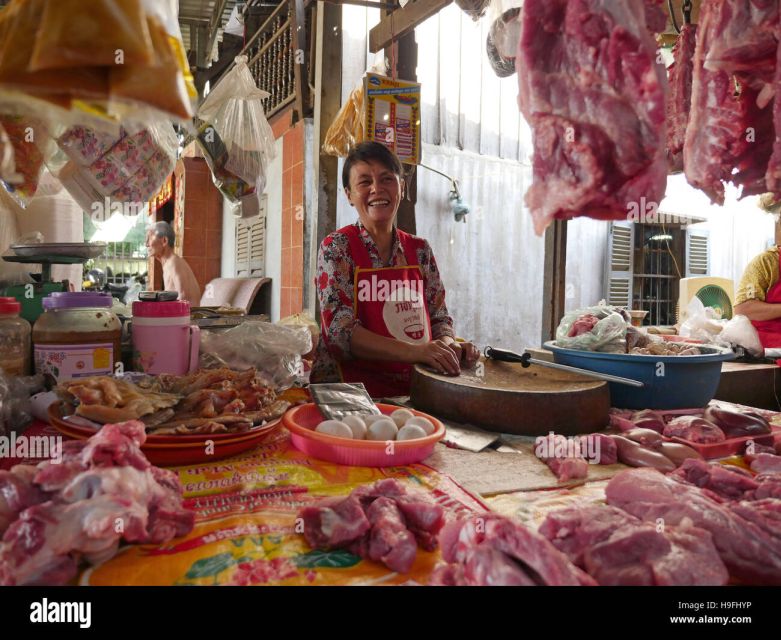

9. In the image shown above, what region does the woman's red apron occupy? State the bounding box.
[751,252,781,348]
[336,224,431,397]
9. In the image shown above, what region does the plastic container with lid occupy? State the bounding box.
[33,291,121,384]
[0,296,32,376]
[131,299,199,374]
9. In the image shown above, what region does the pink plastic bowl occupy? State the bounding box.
[282,403,445,467]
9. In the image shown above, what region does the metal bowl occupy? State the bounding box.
[10,242,107,260]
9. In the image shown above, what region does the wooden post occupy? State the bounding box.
[308,1,342,317]
[388,31,418,235]
[292,0,310,123]
[541,220,568,343]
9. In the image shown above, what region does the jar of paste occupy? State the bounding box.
[33,292,121,384]
[0,296,31,376]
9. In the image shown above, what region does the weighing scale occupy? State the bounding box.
[1,243,107,324]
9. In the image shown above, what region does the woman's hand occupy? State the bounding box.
[412,339,461,375]
[453,341,480,368]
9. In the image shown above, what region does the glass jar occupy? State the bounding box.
[33,292,121,384]
[0,296,31,376]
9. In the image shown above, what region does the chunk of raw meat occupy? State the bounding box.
[538,504,727,586]
[568,314,599,337]
[767,43,781,194]
[663,416,726,443]
[365,497,417,574]
[435,514,597,586]
[516,0,667,234]
[683,0,776,203]
[545,457,589,482]
[300,495,370,549]
[752,476,781,500]
[606,468,781,584]
[671,458,758,501]
[631,409,666,433]
[666,24,697,172]
[643,0,667,34]
[394,494,446,552]
[750,453,781,475]
[0,467,49,536]
[0,421,194,586]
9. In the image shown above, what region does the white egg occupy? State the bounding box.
[404,415,436,435]
[315,420,354,439]
[342,415,367,440]
[390,408,415,428]
[397,424,428,441]
[363,414,390,426]
[367,418,398,441]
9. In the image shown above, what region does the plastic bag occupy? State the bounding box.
[719,314,763,357]
[322,84,365,158]
[555,303,629,353]
[486,6,522,78]
[196,120,257,203]
[199,321,313,390]
[198,56,275,191]
[30,0,153,71]
[277,312,320,359]
[678,297,727,344]
[0,113,51,207]
[0,371,45,437]
[0,121,14,183]
[455,0,492,20]
[55,119,177,212]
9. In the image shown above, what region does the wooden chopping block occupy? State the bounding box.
[410,358,610,436]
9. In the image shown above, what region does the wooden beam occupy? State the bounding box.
[308,1,343,317]
[369,0,452,53]
[541,220,568,344]
[292,0,309,123]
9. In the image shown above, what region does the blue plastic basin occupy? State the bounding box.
[543,341,736,409]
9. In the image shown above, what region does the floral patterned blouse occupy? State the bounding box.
[312,222,455,383]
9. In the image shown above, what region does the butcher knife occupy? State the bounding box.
[484,346,644,388]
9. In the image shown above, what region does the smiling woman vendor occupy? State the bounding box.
[312,142,479,397]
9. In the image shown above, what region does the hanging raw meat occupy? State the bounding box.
[516,0,667,235]
[766,40,781,195]
[666,24,697,172]
[683,0,778,204]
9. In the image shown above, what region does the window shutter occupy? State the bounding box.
[605,221,634,307]
[235,197,267,278]
[685,228,710,277]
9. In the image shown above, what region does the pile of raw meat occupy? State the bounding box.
[432,454,781,585]
[516,0,781,234]
[0,421,195,585]
[298,478,445,573]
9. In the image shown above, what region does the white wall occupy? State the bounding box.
[221,137,284,321]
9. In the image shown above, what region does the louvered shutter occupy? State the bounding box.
[234,196,267,278]
[685,228,710,276]
[605,221,634,307]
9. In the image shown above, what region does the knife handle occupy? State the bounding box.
[484,346,531,367]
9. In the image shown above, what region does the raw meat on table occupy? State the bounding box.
[670,458,758,502]
[663,415,726,443]
[751,453,781,476]
[606,467,781,585]
[539,504,728,585]
[0,421,194,586]
[431,513,596,586]
[568,314,599,337]
[516,0,667,234]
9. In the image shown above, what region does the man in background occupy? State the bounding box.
[145,221,201,305]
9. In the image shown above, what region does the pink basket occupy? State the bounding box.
[282,403,445,467]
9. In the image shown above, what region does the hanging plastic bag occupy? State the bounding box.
[109,0,196,122]
[0,113,52,207]
[198,56,276,192]
[455,0,492,21]
[555,303,629,353]
[486,2,522,78]
[30,0,153,71]
[322,84,365,157]
[196,120,257,204]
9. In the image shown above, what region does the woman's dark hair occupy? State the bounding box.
[342,141,404,190]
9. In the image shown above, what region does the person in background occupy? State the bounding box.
[312,141,479,397]
[145,221,201,305]
[734,244,781,348]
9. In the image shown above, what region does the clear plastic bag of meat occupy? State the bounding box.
[197,55,275,193]
[718,314,763,357]
[555,304,628,353]
[198,321,313,391]
[0,371,45,437]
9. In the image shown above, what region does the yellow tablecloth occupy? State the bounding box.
[81,430,486,586]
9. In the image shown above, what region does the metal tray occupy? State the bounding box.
[10,242,107,260]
